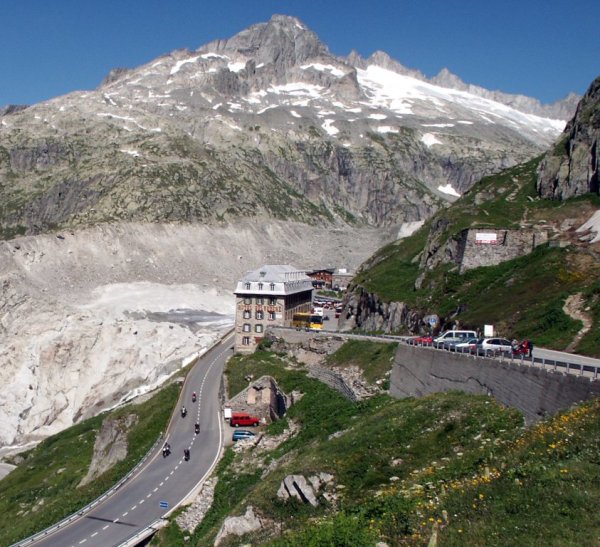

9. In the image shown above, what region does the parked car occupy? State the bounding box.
[232,430,256,442]
[443,337,479,352]
[476,337,513,357]
[433,330,478,348]
[407,335,433,346]
[229,412,260,427]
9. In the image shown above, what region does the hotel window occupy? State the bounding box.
[258,282,263,290]
[243,310,251,319]
[268,311,276,321]
[242,336,250,346]
[256,297,264,305]
[245,282,251,290]
[270,283,275,290]
[269,297,277,305]
[255,310,264,320]
[243,323,251,332]
[255,324,263,333]
[244,298,252,305]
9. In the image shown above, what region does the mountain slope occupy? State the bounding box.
[538,75,600,199]
[0,15,568,238]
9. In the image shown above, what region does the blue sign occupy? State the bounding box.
[159,501,169,509]
[428,317,437,326]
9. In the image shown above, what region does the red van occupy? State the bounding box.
[230,412,260,427]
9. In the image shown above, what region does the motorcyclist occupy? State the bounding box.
[181,406,187,417]
[192,391,197,402]
[195,423,200,434]
[184,448,190,461]
[162,442,171,457]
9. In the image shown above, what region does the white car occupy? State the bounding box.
[476,337,513,357]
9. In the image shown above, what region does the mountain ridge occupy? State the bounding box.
[0,14,569,238]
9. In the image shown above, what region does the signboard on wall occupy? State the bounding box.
[475,233,498,245]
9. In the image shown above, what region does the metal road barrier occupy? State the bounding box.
[272,327,600,382]
[12,434,164,547]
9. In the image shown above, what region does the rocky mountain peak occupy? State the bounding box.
[200,14,329,77]
[537,75,600,199]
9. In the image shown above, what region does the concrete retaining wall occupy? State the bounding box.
[391,344,600,423]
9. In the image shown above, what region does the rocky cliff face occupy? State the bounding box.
[0,15,568,238]
[537,76,600,199]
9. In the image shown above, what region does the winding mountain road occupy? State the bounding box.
[20,332,234,547]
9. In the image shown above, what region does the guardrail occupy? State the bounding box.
[405,341,600,381]
[272,327,600,381]
[11,434,164,547]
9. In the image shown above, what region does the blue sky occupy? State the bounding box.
[1,0,598,107]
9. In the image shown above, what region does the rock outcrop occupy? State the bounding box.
[79,413,138,487]
[214,505,264,546]
[537,75,600,199]
[277,472,335,507]
[338,287,423,334]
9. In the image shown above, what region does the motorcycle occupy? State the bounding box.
[192,392,197,403]
[195,423,200,434]
[162,442,171,457]
[181,406,187,418]
[184,448,190,461]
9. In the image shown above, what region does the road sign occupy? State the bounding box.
[159,501,169,509]
[428,317,437,326]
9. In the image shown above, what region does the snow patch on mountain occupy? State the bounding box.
[421,133,442,147]
[438,184,461,197]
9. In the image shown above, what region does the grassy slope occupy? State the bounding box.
[0,383,179,546]
[352,157,600,355]
[153,343,600,546]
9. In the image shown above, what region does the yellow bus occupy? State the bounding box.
[292,313,323,330]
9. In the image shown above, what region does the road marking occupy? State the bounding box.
[131,505,137,511]
[79,540,87,544]
[146,493,152,498]
[113,518,120,523]
[165,475,169,481]
[139,499,145,505]
[170,470,174,475]
[102,525,109,530]
[153,487,158,492]
[122,511,129,517]
[159,481,164,486]
[91,532,98,538]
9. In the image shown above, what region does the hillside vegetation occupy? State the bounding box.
[154,343,600,546]
[0,383,179,546]
[352,157,600,355]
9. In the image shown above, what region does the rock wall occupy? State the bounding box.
[458,228,548,272]
[390,344,600,423]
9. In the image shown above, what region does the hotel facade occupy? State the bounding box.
[233,265,314,353]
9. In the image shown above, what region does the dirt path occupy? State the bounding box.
[563,293,593,352]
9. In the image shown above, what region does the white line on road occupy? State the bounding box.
[91,532,98,538]
[146,493,152,498]
[139,499,145,505]
[122,511,129,517]
[153,487,158,492]
[159,481,164,486]
[79,540,86,544]
[102,525,109,530]
[131,505,137,511]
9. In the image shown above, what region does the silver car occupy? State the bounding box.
[476,337,513,357]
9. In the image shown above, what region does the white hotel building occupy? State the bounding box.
[233,265,314,353]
